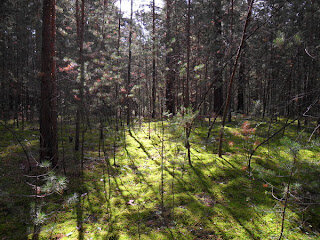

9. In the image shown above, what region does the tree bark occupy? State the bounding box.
[126,0,133,125]
[218,0,255,157]
[213,0,223,115]
[40,0,58,166]
[165,0,175,115]
[185,0,191,109]
[151,0,157,118]
[75,0,85,151]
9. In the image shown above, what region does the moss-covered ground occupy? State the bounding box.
[1,118,320,239]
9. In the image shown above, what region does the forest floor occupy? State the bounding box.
[0,117,320,240]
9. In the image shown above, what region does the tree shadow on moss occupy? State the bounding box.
[0,124,36,239]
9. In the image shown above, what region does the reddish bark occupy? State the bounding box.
[40,0,58,166]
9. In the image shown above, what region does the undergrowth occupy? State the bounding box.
[0,118,319,239]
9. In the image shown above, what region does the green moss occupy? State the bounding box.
[1,119,320,239]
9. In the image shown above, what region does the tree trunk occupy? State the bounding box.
[185,0,191,109]
[151,0,157,118]
[40,0,58,166]
[126,0,133,125]
[75,0,85,151]
[165,0,175,115]
[218,0,255,157]
[237,60,245,112]
[213,0,223,116]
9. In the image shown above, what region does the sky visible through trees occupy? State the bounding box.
[117,0,164,17]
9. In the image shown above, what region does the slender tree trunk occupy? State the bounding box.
[279,152,297,240]
[218,0,255,157]
[117,0,121,52]
[160,103,165,219]
[213,0,223,116]
[237,0,250,113]
[75,0,85,151]
[126,0,133,126]
[115,0,121,145]
[185,0,191,109]
[184,0,192,166]
[151,0,157,118]
[238,60,245,112]
[60,116,66,175]
[165,0,175,115]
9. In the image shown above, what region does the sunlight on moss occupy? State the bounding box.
[2,120,320,239]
